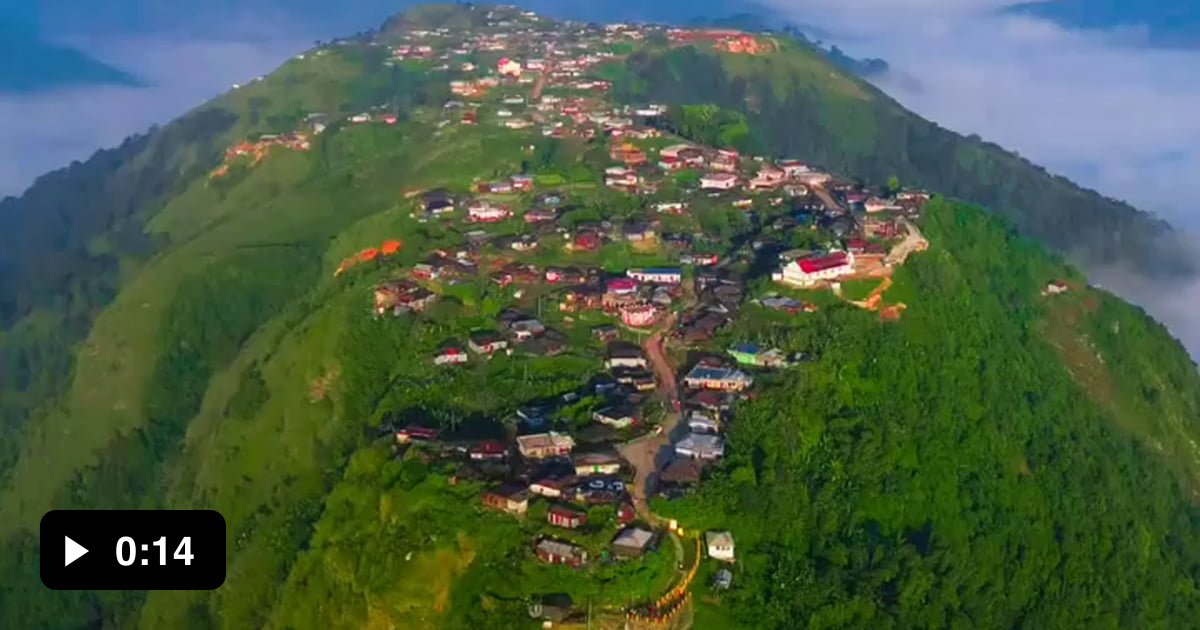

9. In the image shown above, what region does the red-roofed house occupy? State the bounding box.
[547,505,587,529]
[773,251,855,287]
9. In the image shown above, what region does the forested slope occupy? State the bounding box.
[655,199,1200,627]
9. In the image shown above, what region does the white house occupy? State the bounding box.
[700,172,739,190]
[627,268,683,285]
[773,251,855,288]
[675,433,725,460]
[705,530,735,562]
[687,411,721,435]
[779,160,811,177]
[468,201,512,223]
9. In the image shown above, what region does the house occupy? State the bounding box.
[521,333,568,358]
[621,223,656,242]
[687,390,733,413]
[655,201,688,214]
[535,538,588,567]
[470,440,508,461]
[705,530,736,562]
[468,331,509,355]
[508,175,533,191]
[592,324,619,342]
[481,484,530,515]
[605,342,648,369]
[497,57,523,77]
[627,268,682,285]
[865,197,900,213]
[1043,280,1070,296]
[524,207,558,223]
[687,411,721,435]
[395,425,440,444]
[467,201,512,223]
[572,230,602,251]
[728,343,788,368]
[574,451,622,476]
[711,150,739,173]
[773,251,856,288]
[779,160,810,177]
[675,433,725,460]
[796,171,832,186]
[421,189,455,214]
[433,346,469,366]
[683,363,754,392]
[700,172,739,190]
[611,527,657,558]
[593,406,638,429]
[620,304,657,328]
[374,282,437,316]
[547,504,588,529]
[509,318,546,341]
[605,277,639,296]
[659,458,704,487]
[559,286,604,313]
[517,432,576,459]
[528,594,574,623]
[530,477,575,499]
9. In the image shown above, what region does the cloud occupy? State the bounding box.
[757,1,1200,356]
[0,35,305,196]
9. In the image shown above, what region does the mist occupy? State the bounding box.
[760,0,1200,358]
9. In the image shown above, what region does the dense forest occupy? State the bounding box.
[604,45,1193,278]
[654,199,1200,627]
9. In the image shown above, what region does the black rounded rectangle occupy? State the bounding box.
[40,510,226,590]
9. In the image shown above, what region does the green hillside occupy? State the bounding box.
[0,4,1198,629]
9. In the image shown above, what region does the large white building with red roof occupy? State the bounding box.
[773,251,856,287]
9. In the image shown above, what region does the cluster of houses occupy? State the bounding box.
[290,6,946,614]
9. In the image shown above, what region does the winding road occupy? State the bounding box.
[618,317,682,521]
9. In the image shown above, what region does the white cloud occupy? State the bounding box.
[760,1,1200,355]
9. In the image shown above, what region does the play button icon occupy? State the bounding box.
[64,536,88,567]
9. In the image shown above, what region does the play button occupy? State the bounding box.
[64,536,88,567]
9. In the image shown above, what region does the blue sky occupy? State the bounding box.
[4,0,1199,350]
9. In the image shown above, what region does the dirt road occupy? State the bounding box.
[618,317,682,520]
[885,217,929,266]
[810,184,844,214]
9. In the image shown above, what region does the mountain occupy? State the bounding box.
[601,43,1191,278]
[0,20,140,93]
[1,4,1199,628]
[1008,0,1200,48]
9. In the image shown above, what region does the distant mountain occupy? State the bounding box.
[1008,0,1200,47]
[0,20,140,93]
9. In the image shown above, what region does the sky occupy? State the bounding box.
[3,0,1198,352]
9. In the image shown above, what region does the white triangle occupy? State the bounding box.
[64,536,88,567]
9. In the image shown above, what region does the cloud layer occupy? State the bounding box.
[762,0,1200,355]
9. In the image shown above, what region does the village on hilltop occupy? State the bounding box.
[212,4,949,626]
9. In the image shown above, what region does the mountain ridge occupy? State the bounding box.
[0,4,1197,628]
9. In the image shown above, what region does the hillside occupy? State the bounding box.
[0,4,1198,629]
[599,41,1191,277]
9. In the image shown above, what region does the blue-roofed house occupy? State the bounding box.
[683,364,754,392]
